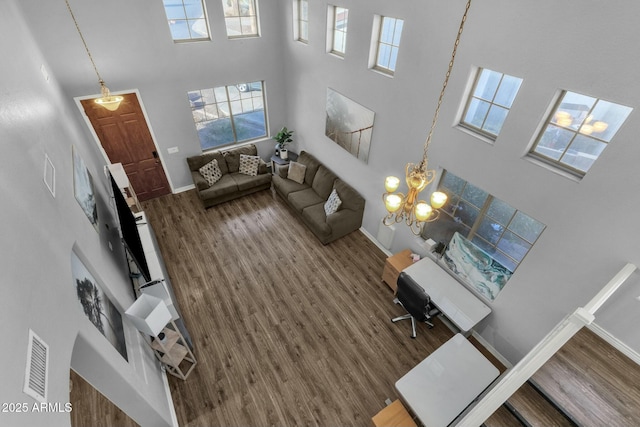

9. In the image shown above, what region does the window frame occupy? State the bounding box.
[163,0,211,43]
[188,81,268,152]
[222,0,260,39]
[327,5,348,56]
[294,0,309,43]
[424,170,545,274]
[459,68,523,140]
[371,16,404,76]
[528,90,633,177]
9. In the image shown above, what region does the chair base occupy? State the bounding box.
[391,313,434,338]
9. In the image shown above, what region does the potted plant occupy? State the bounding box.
[273,126,294,159]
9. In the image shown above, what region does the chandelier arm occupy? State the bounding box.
[65,0,103,84]
[420,0,472,170]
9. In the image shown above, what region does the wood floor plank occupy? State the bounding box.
[142,189,453,427]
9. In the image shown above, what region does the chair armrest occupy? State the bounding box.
[327,208,362,234]
[191,170,210,191]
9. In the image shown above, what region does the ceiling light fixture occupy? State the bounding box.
[65,0,123,111]
[383,0,472,235]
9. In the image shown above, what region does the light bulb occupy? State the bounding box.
[430,191,447,209]
[385,176,400,193]
[385,194,403,213]
[415,202,433,221]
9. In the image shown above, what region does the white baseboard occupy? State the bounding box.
[161,370,180,427]
[174,184,195,194]
[588,323,640,365]
[359,226,392,256]
[471,330,514,369]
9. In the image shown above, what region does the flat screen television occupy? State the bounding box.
[110,174,151,282]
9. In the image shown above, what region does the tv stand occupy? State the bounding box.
[135,211,192,349]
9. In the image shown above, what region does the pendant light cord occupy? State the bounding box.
[421,0,472,170]
[64,0,104,86]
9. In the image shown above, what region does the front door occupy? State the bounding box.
[81,93,171,202]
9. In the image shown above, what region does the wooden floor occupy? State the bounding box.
[142,189,454,427]
[69,370,139,427]
[142,188,640,427]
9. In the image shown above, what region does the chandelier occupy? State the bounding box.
[383,0,472,235]
[65,0,123,111]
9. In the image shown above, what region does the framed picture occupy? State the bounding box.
[325,88,375,164]
[72,146,98,231]
[71,251,128,361]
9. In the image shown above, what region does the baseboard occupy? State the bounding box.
[471,330,514,369]
[588,323,640,366]
[174,184,195,194]
[359,226,392,256]
[161,370,180,427]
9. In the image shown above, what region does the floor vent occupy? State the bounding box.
[23,329,49,403]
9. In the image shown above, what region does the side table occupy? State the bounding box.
[270,151,298,175]
[381,249,414,293]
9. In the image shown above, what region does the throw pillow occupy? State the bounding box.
[324,188,342,216]
[287,161,306,184]
[239,154,260,176]
[199,159,222,187]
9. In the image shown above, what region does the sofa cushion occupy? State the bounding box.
[272,174,308,197]
[287,161,306,184]
[199,159,223,186]
[334,179,365,212]
[198,174,238,199]
[297,151,322,185]
[187,151,228,175]
[223,144,257,173]
[231,171,272,191]
[324,188,342,216]
[288,188,324,212]
[239,154,260,176]
[312,165,338,200]
[301,204,331,238]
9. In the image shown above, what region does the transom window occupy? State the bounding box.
[222,0,259,38]
[163,0,210,42]
[328,6,348,56]
[373,16,403,75]
[295,0,309,43]
[530,91,632,176]
[423,170,545,274]
[461,68,522,138]
[188,82,266,150]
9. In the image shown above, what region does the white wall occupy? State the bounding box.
[0,1,173,426]
[281,0,640,362]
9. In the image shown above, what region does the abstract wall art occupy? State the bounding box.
[325,88,375,163]
[72,146,98,231]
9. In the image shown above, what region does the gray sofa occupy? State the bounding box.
[272,150,365,244]
[186,144,271,208]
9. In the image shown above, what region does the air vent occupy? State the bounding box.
[23,329,49,403]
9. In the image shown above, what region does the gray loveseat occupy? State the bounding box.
[186,144,271,208]
[272,150,365,244]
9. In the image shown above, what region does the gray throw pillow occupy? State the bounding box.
[287,161,306,184]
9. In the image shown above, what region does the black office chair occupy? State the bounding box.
[391,272,440,338]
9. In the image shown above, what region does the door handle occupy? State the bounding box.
[152,151,159,163]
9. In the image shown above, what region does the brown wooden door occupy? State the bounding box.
[81,93,171,202]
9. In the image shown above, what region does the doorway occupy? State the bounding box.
[80,92,171,202]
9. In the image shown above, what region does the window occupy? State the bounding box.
[328,6,348,55]
[222,0,259,38]
[530,91,632,176]
[423,170,545,273]
[163,0,210,42]
[188,81,266,150]
[372,16,404,75]
[294,0,309,43]
[461,68,522,138]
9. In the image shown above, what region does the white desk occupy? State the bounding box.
[396,334,499,427]
[403,257,491,333]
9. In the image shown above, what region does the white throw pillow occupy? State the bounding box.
[287,161,306,184]
[199,159,222,186]
[324,188,342,216]
[239,154,260,176]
